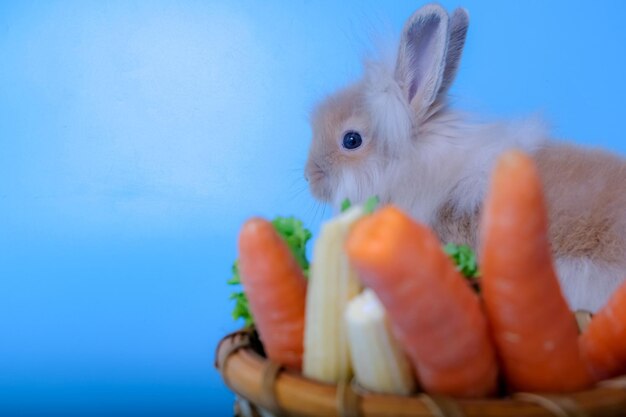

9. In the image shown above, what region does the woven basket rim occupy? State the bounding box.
[215,327,626,417]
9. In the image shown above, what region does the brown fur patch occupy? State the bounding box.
[306,83,376,201]
[432,200,481,249]
[533,144,626,264]
[432,144,626,268]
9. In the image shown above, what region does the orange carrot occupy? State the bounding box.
[345,206,499,398]
[480,150,591,392]
[238,218,307,371]
[580,280,626,381]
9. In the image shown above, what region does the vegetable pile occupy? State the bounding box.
[228,150,626,398]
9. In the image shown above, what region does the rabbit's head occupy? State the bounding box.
[305,4,469,209]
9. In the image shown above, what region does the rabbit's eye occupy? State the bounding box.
[342,131,362,150]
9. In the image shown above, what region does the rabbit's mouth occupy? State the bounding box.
[305,161,333,202]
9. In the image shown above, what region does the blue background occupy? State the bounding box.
[1,1,625,415]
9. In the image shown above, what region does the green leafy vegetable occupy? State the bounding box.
[443,243,480,280]
[363,195,380,214]
[228,216,312,326]
[227,261,254,326]
[341,198,352,212]
[271,217,312,277]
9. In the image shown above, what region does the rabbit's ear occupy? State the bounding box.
[440,8,469,95]
[395,4,450,117]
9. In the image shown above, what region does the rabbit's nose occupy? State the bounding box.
[305,159,324,184]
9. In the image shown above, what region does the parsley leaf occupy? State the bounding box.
[341,198,352,212]
[363,195,380,214]
[443,243,481,280]
[227,261,253,326]
[271,217,312,277]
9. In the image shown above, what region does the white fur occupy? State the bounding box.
[555,257,626,312]
[323,5,548,223]
[335,52,549,226]
[363,60,413,154]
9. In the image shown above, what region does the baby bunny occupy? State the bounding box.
[305,3,626,312]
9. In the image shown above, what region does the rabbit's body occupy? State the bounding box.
[535,144,626,311]
[430,138,626,312]
[305,4,626,312]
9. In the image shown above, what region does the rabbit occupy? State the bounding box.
[304,3,626,313]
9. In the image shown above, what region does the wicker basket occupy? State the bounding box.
[215,312,626,417]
